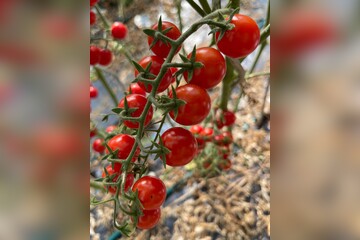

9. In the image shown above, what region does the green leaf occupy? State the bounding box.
[102,115,110,122]
[112,107,124,114]
[132,60,145,73]
[162,26,173,35]
[179,54,189,63]
[143,28,156,37]
[190,45,197,62]
[144,61,153,72]
[157,16,163,31]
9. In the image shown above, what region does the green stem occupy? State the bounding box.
[248,41,267,74]
[176,0,184,33]
[95,5,110,29]
[219,57,236,110]
[246,71,270,79]
[259,24,270,45]
[212,0,221,11]
[230,0,240,12]
[186,0,206,17]
[265,0,270,27]
[94,67,118,106]
[90,180,105,191]
[199,0,212,14]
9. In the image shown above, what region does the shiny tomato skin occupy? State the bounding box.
[128,83,146,96]
[170,67,177,83]
[90,11,96,25]
[190,125,203,134]
[90,0,98,7]
[111,22,127,39]
[118,94,153,129]
[196,137,205,149]
[90,45,100,65]
[184,47,226,89]
[200,127,214,141]
[105,125,116,133]
[137,208,161,229]
[148,21,181,59]
[90,85,98,98]
[90,128,97,138]
[169,84,211,125]
[134,56,172,93]
[102,165,134,194]
[99,49,112,66]
[216,14,260,58]
[161,127,198,166]
[92,138,105,153]
[132,176,166,210]
[107,134,140,160]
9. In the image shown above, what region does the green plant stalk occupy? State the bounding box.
[246,71,270,79]
[259,24,270,45]
[199,0,212,14]
[248,41,267,74]
[265,0,270,26]
[185,0,206,16]
[94,67,118,106]
[219,57,236,110]
[90,180,105,190]
[95,5,110,29]
[230,0,240,12]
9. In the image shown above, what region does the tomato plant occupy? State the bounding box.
[111,22,128,39]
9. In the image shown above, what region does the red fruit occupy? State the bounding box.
[169,84,211,126]
[136,208,161,229]
[102,165,134,194]
[216,110,236,128]
[111,22,128,39]
[128,83,146,96]
[216,14,260,58]
[200,128,214,140]
[90,11,96,26]
[218,159,231,170]
[90,0,98,7]
[92,138,105,153]
[189,125,203,134]
[90,85,98,98]
[196,137,206,149]
[161,127,198,166]
[118,94,153,129]
[170,67,177,83]
[105,125,116,133]
[99,49,113,66]
[184,47,226,89]
[148,21,182,58]
[132,176,166,210]
[134,56,172,93]
[214,134,225,145]
[90,128,97,138]
[107,134,140,160]
[222,131,233,145]
[90,45,100,65]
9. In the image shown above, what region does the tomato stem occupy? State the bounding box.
[94,66,118,106]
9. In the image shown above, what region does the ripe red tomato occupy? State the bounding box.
[128,83,146,96]
[196,137,205,149]
[92,138,105,153]
[216,110,236,128]
[90,85,98,98]
[102,165,134,194]
[169,84,211,125]
[90,11,96,25]
[90,45,100,65]
[90,0,98,7]
[134,56,172,93]
[105,125,116,133]
[184,47,226,89]
[90,128,97,138]
[200,127,214,140]
[132,176,166,210]
[136,208,161,229]
[216,14,260,58]
[107,134,140,160]
[118,94,153,129]
[111,22,128,39]
[218,158,231,170]
[221,131,233,145]
[189,125,203,134]
[214,134,225,145]
[99,49,112,66]
[161,127,198,166]
[147,21,181,59]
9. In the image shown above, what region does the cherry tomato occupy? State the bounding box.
[118,94,153,129]
[200,127,214,141]
[214,134,225,145]
[222,131,233,145]
[196,137,206,149]
[102,164,134,194]
[190,125,203,135]
[90,128,97,138]
[107,134,140,160]
[203,160,212,169]
[218,158,231,170]
[216,110,236,128]
[111,22,128,39]
[90,11,96,26]
[128,83,146,96]
[161,127,198,166]
[90,85,98,98]
[99,49,112,66]
[90,45,100,65]
[169,84,211,125]
[134,56,172,93]
[216,14,260,59]
[105,125,116,133]
[184,47,226,89]
[148,21,181,59]
[90,0,98,7]
[132,176,166,210]
[136,208,161,229]
[92,138,105,153]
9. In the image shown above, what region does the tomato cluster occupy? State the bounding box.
[90,5,260,233]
